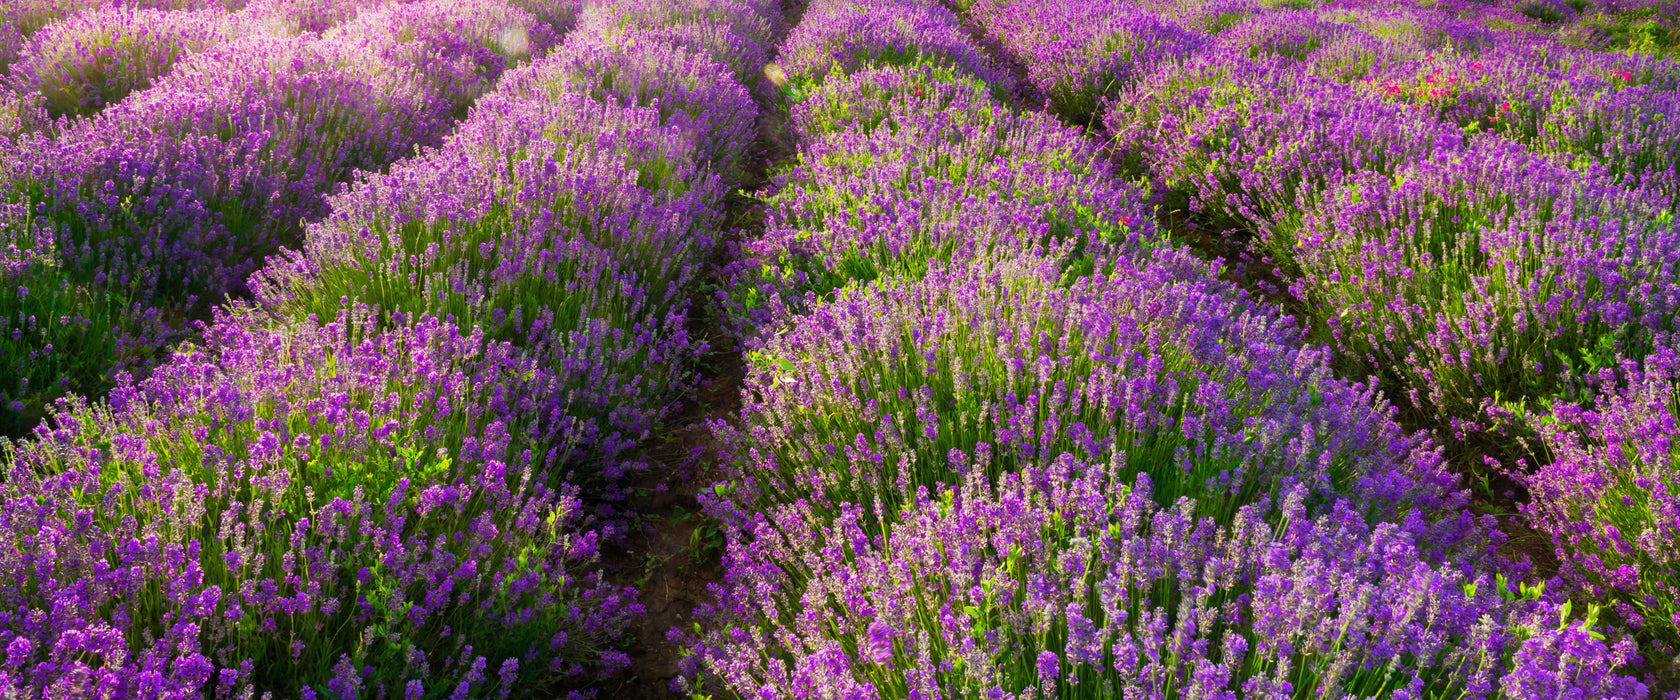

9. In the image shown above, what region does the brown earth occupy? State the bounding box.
[593,15,800,695]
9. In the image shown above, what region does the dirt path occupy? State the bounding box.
[598,5,801,694]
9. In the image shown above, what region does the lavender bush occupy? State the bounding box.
[7,6,226,119]
[775,0,1006,94]
[783,61,995,138]
[501,0,585,41]
[10,0,1680,695]
[675,1,1680,691]
[572,0,782,91]
[253,80,713,475]
[502,26,757,189]
[0,201,171,437]
[0,309,641,697]
[0,18,21,71]
[1524,345,1680,657]
[225,0,392,37]
[255,0,772,475]
[2,0,108,37]
[38,30,449,294]
[1360,46,1680,205]
[1294,7,1486,83]
[1106,54,1465,237]
[0,27,463,430]
[712,254,1486,555]
[1156,0,1265,35]
[1213,9,1365,62]
[1325,5,1497,54]
[317,0,555,117]
[1532,83,1680,206]
[1299,30,1421,83]
[722,63,1153,336]
[681,467,1644,698]
[1,0,777,692]
[961,0,1206,124]
[1280,140,1680,435]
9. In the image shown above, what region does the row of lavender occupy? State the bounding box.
[961,0,1680,689]
[1,0,594,122]
[0,0,582,83]
[0,0,588,438]
[0,0,780,696]
[673,0,1654,697]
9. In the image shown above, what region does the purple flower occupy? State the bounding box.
[720,61,1154,336]
[1035,650,1059,682]
[864,620,894,665]
[3,637,31,668]
[1283,137,1680,434]
[2,310,647,696]
[1504,612,1649,699]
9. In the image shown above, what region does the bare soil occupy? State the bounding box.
[593,15,800,694]
[594,353,741,699]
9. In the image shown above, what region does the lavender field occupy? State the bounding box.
[0,0,1678,696]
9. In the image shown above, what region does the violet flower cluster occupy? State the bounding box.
[1285,139,1680,435]
[224,0,406,36]
[1085,1,1680,446]
[958,0,1205,123]
[712,252,1498,556]
[0,17,22,72]
[252,76,712,477]
[719,60,1154,337]
[1,308,642,698]
[1108,53,1468,236]
[775,0,1006,92]
[3,0,120,38]
[5,0,1674,695]
[1353,42,1680,206]
[954,0,1680,691]
[684,467,1645,699]
[571,0,780,94]
[6,5,227,119]
[315,0,560,116]
[499,16,760,188]
[1523,344,1680,659]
